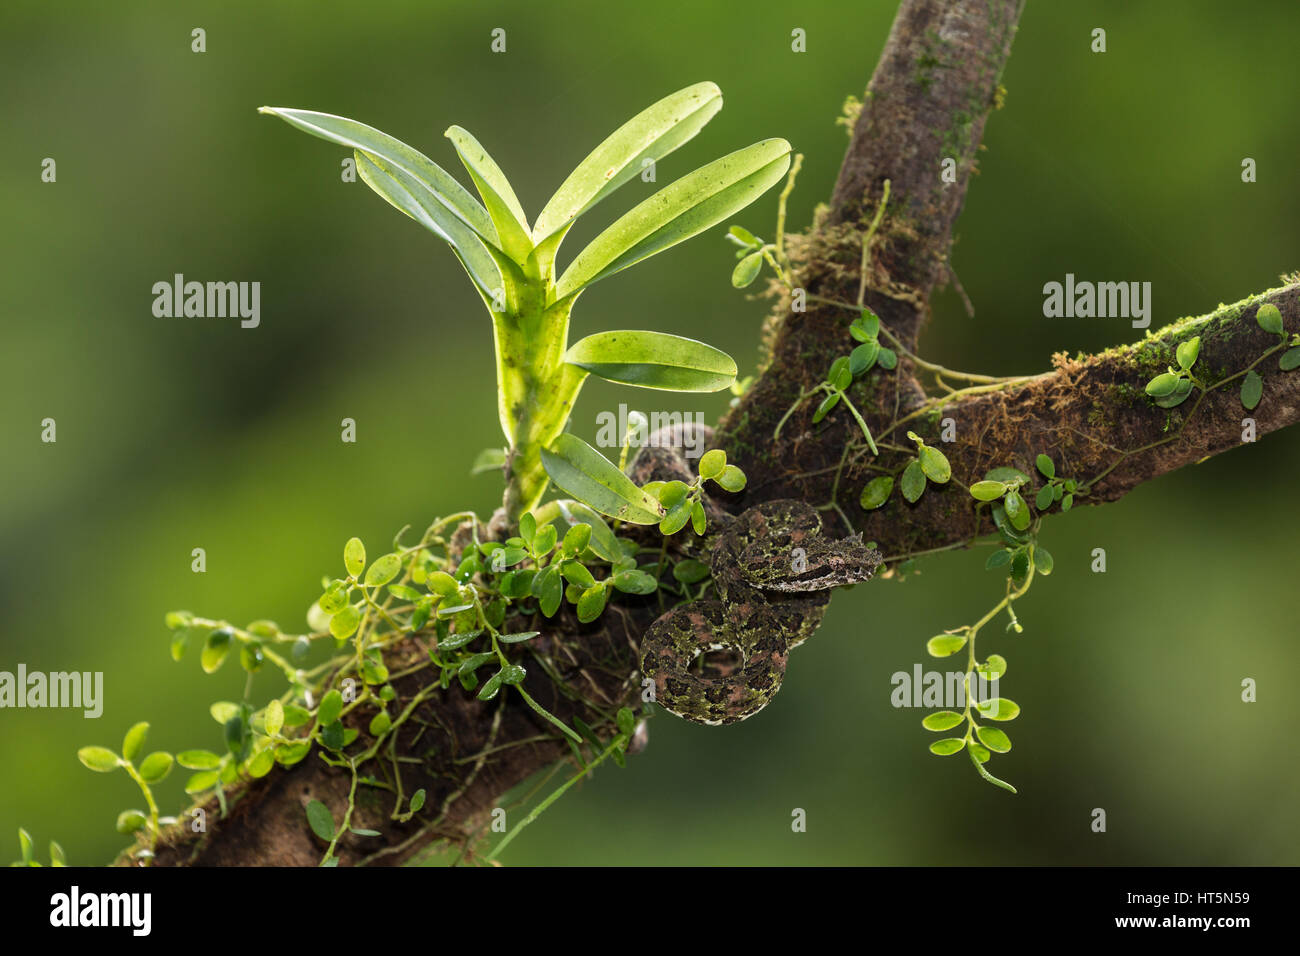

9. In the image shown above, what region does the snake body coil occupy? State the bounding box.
[639,500,880,725]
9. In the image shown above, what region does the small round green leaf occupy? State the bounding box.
[138,751,174,783]
[275,741,311,766]
[1003,488,1024,521]
[1010,548,1030,582]
[859,475,893,510]
[1006,492,1031,531]
[976,725,1012,753]
[919,446,951,484]
[164,610,193,631]
[577,584,608,623]
[317,689,343,728]
[561,560,596,589]
[985,466,1030,485]
[264,700,285,737]
[921,711,963,732]
[672,558,711,584]
[849,341,879,375]
[116,810,147,835]
[330,605,361,640]
[246,748,275,778]
[1155,377,1193,408]
[184,770,220,794]
[518,512,537,545]
[318,580,349,614]
[77,746,121,773]
[971,480,1007,502]
[426,571,459,597]
[732,251,763,288]
[811,390,840,423]
[282,704,312,727]
[657,480,690,508]
[364,553,402,588]
[715,464,747,493]
[1145,372,1181,397]
[828,357,852,391]
[122,722,149,764]
[1279,347,1300,371]
[612,569,658,595]
[1256,303,1284,335]
[976,697,1021,721]
[177,749,222,770]
[985,549,1012,570]
[210,701,239,724]
[201,628,233,674]
[929,738,967,756]
[562,522,592,556]
[240,643,264,673]
[497,630,541,644]
[926,634,967,657]
[901,460,926,503]
[388,583,423,602]
[1241,369,1263,410]
[854,310,881,340]
[698,448,727,481]
[1176,336,1201,371]
[344,537,366,577]
[978,654,1008,680]
[659,501,692,536]
[305,799,335,841]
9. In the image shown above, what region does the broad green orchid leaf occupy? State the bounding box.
[258,107,497,244]
[354,151,502,298]
[556,138,791,299]
[540,434,663,525]
[445,126,534,264]
[564,330,736,391]
[532,81,724,242]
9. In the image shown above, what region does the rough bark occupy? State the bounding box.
[136,0,1298,866]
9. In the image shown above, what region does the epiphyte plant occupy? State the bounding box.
[260,83,791,523]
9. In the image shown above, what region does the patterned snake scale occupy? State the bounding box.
[632,425,882,725]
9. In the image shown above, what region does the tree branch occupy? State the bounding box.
[137,0,1299,866]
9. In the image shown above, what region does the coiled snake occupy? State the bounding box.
[632,426,881,725]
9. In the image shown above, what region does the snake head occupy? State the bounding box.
[730,500,882,592]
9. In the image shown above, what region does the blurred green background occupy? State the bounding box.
[4,0,1298,866]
